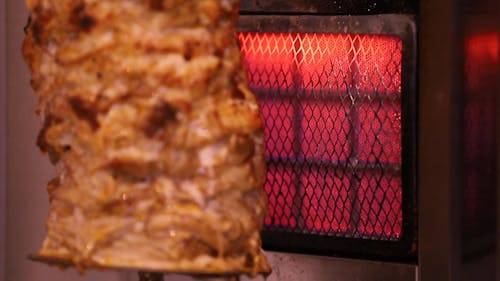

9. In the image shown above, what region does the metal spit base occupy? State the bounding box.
[154,252,416,281]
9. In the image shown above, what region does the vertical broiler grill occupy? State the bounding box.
[237,1,417,261]
[233,1,499,280]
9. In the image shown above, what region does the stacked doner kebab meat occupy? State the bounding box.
[23,0,270,276]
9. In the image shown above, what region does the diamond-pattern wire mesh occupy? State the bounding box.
[238,32,403,241]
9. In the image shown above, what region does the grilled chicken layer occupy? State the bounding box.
[23,0,270,275]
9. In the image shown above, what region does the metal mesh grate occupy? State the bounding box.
[238,32,403,241]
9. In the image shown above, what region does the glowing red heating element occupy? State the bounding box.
[239,33,403,240]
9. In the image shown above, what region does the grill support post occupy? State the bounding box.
[419,0,499,280]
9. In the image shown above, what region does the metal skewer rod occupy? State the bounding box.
[139,272,164,281]
[137,271,241,281]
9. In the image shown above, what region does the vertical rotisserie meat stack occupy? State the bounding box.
[23,0,270,276]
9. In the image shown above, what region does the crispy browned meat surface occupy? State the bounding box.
[23,0,270,276]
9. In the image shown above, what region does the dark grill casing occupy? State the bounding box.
[240,0,418,15]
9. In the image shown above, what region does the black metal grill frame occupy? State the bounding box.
[240,0,418,15]
[237,14,418,261]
